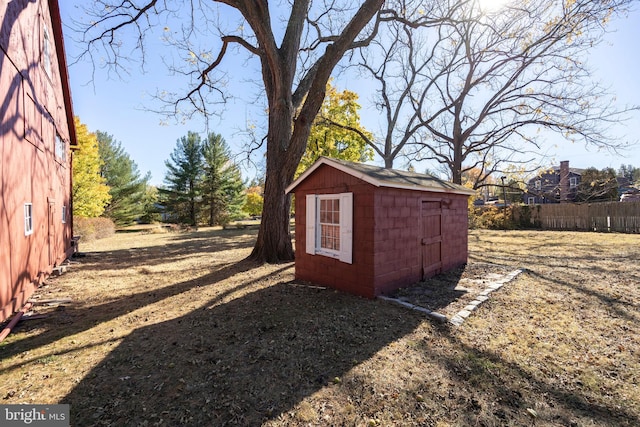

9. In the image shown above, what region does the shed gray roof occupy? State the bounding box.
[286,157,475,196]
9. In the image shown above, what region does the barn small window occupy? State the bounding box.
[306,193,353,264]
[24,203,34,236]
[61,205,67,223]
[43,24,52,78]
[55,133,66,161]
[534,180,542,190]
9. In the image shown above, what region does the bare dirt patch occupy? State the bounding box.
[1,228,638,426]
[390,263,517,318]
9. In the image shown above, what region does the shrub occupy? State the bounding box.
[74,217,116,241]
[469,204,542,230]
[470,206,510,230]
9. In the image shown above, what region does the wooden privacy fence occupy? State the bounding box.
[516,201,640,233]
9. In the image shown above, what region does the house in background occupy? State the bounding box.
[1,0,77,322]
[523,161,583,204]
[287,157,474,299]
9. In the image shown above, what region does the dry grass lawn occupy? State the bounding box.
[0,227,638,426]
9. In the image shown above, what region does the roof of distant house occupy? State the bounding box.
[550,165,585,175]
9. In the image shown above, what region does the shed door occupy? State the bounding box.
[421,200,442,279]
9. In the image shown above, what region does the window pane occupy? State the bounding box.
[320,224,340,251]
[317,196,341,252]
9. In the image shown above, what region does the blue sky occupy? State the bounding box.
[59,3,640,186]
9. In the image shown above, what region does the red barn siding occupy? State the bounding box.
[292,163,470,298]
[0,0,75,322]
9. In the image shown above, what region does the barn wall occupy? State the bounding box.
[293,164,377,298]
[0,0,74,321]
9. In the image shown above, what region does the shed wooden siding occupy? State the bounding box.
[371,188,469,295]
[293,164,470,298]
[294,164,376,298]
[0,0,75,321]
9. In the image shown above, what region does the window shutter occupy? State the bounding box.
[339,192,353,264]
[306,195,316,255]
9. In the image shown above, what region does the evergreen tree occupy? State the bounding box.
[200,133,246,226]
[139,186,161,224]
[618,164,640,186]
[72,117,111,218]
[97,131,151,225]
[161,131,203,226]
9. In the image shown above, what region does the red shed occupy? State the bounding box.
[1,0,77,321]
[286,157,475,298]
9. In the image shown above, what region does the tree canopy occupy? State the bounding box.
[201,133,246,226]
[72,117,111,218]
[575,167,619,202]
[161,131,245,226]
[296,82,374,177]
[353,0,637,185]
[97,131,151,225]
[162,131,204,226]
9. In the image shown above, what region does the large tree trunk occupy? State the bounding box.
[250,170,295,263]
[248,106,307,263]
[247,0,385,263]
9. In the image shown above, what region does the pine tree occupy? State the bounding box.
[97,131,151,225]
[200,133,246,226]
[161,131,203,226]
[72,117,111,217]
[139,186,161,224]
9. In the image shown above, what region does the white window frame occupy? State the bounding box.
[527,197,536,205]
[306,193,353,264]
[534,180,542,190]
[24,203,34,236]
[61,205,67,223]
[569,176,578,188]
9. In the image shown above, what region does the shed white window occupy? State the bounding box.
[527,197,536,205]
[534,180,542,190]
[24,203,33,236]
[306,193,353,264]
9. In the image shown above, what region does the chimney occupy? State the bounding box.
[559,160,569,202]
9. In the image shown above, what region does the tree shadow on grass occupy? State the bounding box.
[0,259,260,362]
[422,329,640,427]
[62,281,423,426]
[75,228,257,273]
